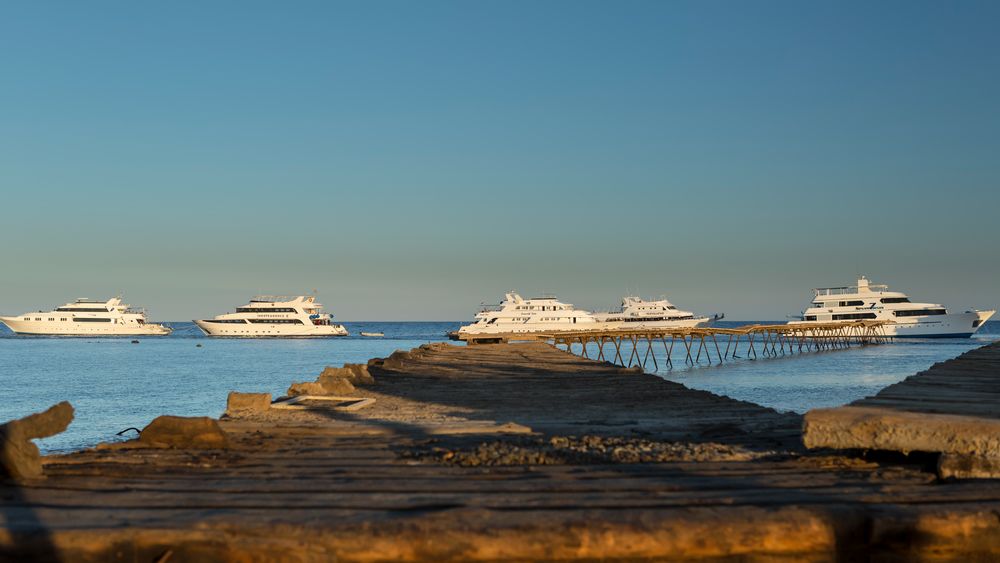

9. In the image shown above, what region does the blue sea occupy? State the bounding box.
[2,320,998,453]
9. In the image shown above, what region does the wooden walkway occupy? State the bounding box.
[3,342,1000,561]
[459,321,892,369]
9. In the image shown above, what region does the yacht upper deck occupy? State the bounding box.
[813,277,890,297]
[249,295,306,303]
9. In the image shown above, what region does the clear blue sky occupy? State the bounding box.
[2,1,998,320]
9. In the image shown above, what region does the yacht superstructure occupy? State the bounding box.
[194,295,348,337]
[789,276,994,338]
[594,296,714,329]
[0,297,171,336]
[455,292,602,338]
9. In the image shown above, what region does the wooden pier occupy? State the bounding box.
[5,341,1000,561]
[459,321,892,369]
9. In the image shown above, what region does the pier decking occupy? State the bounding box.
[3,341,1000,561]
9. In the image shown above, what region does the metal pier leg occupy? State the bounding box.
[612,337,624,366]
[644,336,658,370]
[626,335,639,367]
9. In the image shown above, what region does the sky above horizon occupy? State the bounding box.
[2,1,998,321]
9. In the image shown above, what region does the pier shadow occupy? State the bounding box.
[0,478,62,562]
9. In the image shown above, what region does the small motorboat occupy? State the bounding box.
[360,331,384,337]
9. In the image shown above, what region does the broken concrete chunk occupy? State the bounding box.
[345,363,374,385]
[318,375,356,395]
[287,381,327,397]
[139,416,228,449]
[380,350,411,370]
[225,392,271,416]
[0,401,74,480]
[938,453,1000,480]
[3,401,74,442]
[318,364,374,385]
[803,406,1000,458]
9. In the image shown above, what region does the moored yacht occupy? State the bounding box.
[0,297,171,336]
[454,292,602,339]
[194,295,348,337]
[594,296,716,329]
[788,276,994,338]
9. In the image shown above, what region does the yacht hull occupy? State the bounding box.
[600,317,710,331]
[457,317,711,339]
[0,317,171,336]
[194,320,348,338]
[789,310,994,338]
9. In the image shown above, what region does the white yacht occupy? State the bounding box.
[454,292,602,338]
[594,296,715,329]
[0,297,171,336]
[194,295,348,337]
[789,276,994,338]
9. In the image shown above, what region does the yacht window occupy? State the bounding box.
[805,315,817,321]
[881,297,910,304]
[832,313,877,320]
[35,318,41,321]
[74,318,112,323]
[839,300,865,307]
[236,307,298,313]
[55,307,109,312]
[894,309,947,317]
[60,318,67,321]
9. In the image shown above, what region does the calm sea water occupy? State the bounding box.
[2,321,998,453]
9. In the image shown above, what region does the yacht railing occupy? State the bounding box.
[478,304,503,312]
[813,285,889,296]
[250,295,302,303]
